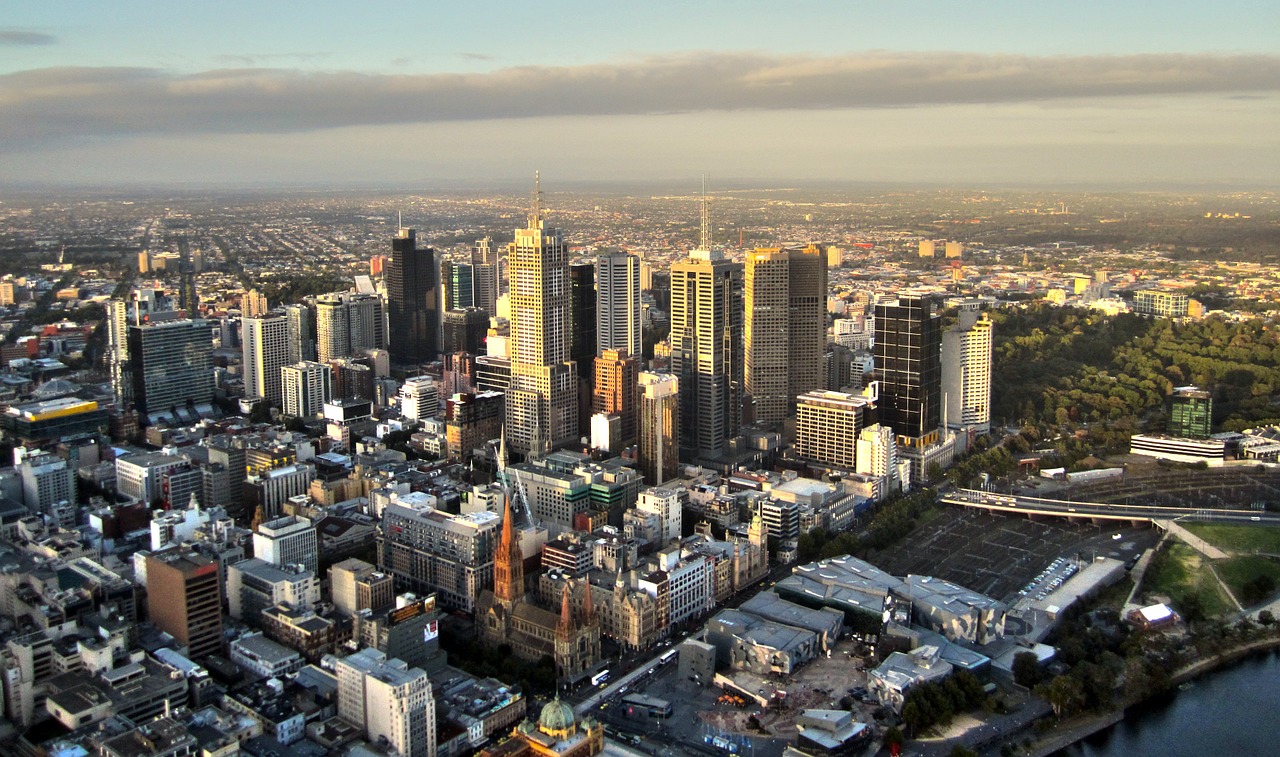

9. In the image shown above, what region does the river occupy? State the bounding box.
[1059,651,1280,756]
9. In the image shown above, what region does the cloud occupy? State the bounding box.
[459,52,495,61]
[0,30,56,46]
[2,51,1278,145]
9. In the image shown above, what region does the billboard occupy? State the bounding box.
[423,620,439,642]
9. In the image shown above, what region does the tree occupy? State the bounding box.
[1038,675,1085,718]
[1012,651,1044,688]
[1259,609,1276,627]
[883,725,904,750]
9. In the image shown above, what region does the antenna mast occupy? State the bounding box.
[699,173,711,251]
[529,170,543,227]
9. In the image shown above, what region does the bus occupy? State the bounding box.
[659,649,677,665]
[591,670,610,687]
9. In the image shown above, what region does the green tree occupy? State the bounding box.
[1012,651,1044,688]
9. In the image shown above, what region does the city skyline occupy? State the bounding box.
[2,2,1278,186]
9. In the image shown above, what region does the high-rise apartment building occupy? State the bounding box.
[506,177,578,456]
[592,349,638,449]
[145,549,224,660]
[281,361,331,418]
[242,313,290,407]
[670,249,743,462]
[336,648,435,757]
[445,391,503,462]
[637,487,682,544]
[441,307,489,355]
[941,310,993,433]
[386,228,438,366]
[874,295,941,445]
[377,496,500,612]
[316,292,386,363]
[743,245,827,424]
[125,318,215,422]
[637,372,679,486]
[242,289,269,318]
[283,304,316,364]
[254,515,319,575]
[596,249,642,359]
[398,376,439,422]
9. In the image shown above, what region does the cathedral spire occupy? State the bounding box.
[581,577,595,623]
[557,580,575,637]
[494,493,524,604]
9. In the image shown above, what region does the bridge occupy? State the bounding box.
[940,487,1280,526]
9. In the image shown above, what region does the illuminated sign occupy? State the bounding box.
[388,601,426,626]
[423,620,438,642]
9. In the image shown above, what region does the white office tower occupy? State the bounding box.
[336,648,435,757]
[506,175,578,456]
[596,249,642,359]
[638,487,682,544]
[243,314,290,407]
[398,376,439,422]
[941,310,993,434]
[254,515,318,574]
[281,361,332,418]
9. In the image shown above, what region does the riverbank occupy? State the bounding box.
[1002,634,1280,757]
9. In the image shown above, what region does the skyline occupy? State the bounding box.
[2,2,1279,187]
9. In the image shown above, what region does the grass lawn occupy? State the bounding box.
[1215,555,1280,607]
[1182,523,1280,555]
[1141,542,1234,617]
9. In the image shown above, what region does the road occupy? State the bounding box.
[942,487,1280,526]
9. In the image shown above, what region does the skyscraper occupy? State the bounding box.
[242,313,290,407]
[1169,386,1213,438]
[874,294,941,445]
[441,307,489,355]
[386,227,438,366]
[596,249,642,359]
[126,318,215,423]
[743,245,828,425]
[443,261,475,310]
[281,361,331,418]
[145,549,224,660]
[283,303,316,364]
[506,176,579,456]
[941,309,993,434]
[592,349,639,449]
[315,292,386,363]
[638,372,679,486]
[669,249,743,462]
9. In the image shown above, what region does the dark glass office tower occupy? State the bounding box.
[874,295,941,443]
[386,228,438,366]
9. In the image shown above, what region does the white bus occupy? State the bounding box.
[659,649,677,665]
[591,670,610,687]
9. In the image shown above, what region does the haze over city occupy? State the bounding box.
[2,0,1279,187]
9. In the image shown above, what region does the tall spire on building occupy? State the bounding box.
[557,580,575,637]
[698,173,712,252]
[494,493,524,604]
[581,576,595,623]
[528,170,543,229]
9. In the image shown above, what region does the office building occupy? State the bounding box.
[637,372,679,486]
[1170,386,1213,438]
[506,177,579,456]
[146,549,224,660]
[874,295,941,446]
[592,349,638,449]
[242,314,290,407]
[378,495,500,612]
[254,515,319,574]
[19,453,76,519]
[795,389,877,469]
[441,307,489,355]
[446,391,503,462]
[941,310,993,433]
[386,227,438,366]
[331,558,395,617]
[281,361,331,418]
[227,559,320,620]
[398,376,440,422]
[744,245,827,424]
[336,648,436,757]
[670,248,743,462]
[316,292,386,363]
[442,260,476,311]
[637,487,682,544]
[125,318,215,422]
[1133,289,1190,318]
[596,249,642,359]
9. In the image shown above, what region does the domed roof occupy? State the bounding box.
[538,697,576,732]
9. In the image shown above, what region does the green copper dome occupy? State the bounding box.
[538,697,576,732]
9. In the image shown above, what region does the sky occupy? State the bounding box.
[2,1,1278,188]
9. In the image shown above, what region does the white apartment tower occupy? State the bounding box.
[398,376,439,422]
[941,310,993,434]
[506,175,578,456]
[243,314,290,407]
[637,487,683,544]
[596,249,642,359]
[281,361,332,418]
[336,648,435,757]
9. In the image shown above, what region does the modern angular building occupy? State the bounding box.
[744,245,827,425]
[941,309,993,434]
[595,249,642,359]
[125,318,215,423]
[874,295,941,446]
[637,371,679,486]
[1169,386,1213,438]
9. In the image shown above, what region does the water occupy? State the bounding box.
[1060,651,1280,756]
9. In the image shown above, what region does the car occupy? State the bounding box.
[1251,516,1262,522]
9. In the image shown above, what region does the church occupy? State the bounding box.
[476,495,602,683]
